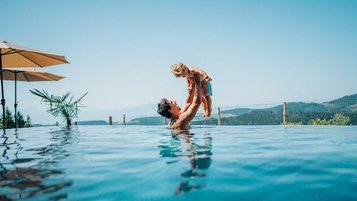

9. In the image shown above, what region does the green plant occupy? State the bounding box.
[30,89,88,127]
[308,113,350,125]
[330,113,350,125]
[0,107,31,129]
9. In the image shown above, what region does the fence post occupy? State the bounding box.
[109,116,112,125]
[123,114,126,125]
[283,102,287,125]
[218,107,221,126]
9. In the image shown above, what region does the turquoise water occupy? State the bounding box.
[1,125,357,201]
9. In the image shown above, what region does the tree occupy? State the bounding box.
[0,107,31,129]
[4,107,15,129]
[30,89,88,127]
[25,115,32,127]
[16,111,26,128]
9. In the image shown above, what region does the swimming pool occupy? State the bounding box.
[1,125,357,200]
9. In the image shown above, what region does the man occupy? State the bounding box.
[157,73,202,130]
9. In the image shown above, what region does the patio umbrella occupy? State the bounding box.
[2,69,65,129]
[0,40,68,131]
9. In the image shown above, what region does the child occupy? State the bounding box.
[171,62,213,117]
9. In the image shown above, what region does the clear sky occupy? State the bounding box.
[1,0,357,113]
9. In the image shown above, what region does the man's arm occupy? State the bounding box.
[181,79,194,113]
[178,74,202,125]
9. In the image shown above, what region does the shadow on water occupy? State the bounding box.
[158,130,213,196]
[0,127,77,201]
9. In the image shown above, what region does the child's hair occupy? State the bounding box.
[171,62,186,77]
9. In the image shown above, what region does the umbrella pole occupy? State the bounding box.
[14,72,18,130]
[0,51,5,132]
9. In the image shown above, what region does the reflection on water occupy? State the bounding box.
[0,128,76,201]
[158,130,213,196]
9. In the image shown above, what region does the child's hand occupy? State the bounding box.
[205,76,212,82]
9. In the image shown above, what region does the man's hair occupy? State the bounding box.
[157,98,172,118]
[171,62,186,77]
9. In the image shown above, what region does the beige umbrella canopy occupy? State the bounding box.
[0,41,68,68]
[2,69,65,129]
[3,69,64,81]
[0,40,69,131]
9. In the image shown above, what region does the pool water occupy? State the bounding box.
[1,125,357,201]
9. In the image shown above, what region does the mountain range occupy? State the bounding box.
[128,93,357,125]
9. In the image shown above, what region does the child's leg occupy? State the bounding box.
[205,96,212,116]
[201,97,208,115]
[201,81,211,117]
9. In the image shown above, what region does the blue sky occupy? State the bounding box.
[1,0,357,113]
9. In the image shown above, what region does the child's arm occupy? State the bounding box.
[181,79,195,113]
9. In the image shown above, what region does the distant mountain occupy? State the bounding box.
[325,93,357,105]
[266,102,329,113]
[322,94,357,113]
[192,109,281,125]
[194,93,357,125]
[265,94,357,114]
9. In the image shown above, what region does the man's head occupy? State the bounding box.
[157,98,181,119]
[171,62,189,78]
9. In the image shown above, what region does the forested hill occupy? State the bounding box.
[128,93,357,125]
[323,94,357,112]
